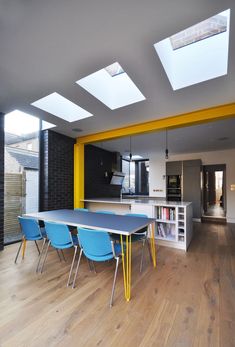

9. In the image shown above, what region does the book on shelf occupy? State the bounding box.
[157,222,175,239]
[156,207,175,221]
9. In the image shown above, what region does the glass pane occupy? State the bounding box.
[122,159,130,193]
[4,111,40,244]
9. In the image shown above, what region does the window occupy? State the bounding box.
[121,159,149,195]
[122,159,135,194]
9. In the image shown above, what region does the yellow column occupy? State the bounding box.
[120,234,132,301]
[74,143,85,208]
[150,223,157,267]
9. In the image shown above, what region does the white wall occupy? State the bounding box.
[149,153,166,198]
[149,148,235,223]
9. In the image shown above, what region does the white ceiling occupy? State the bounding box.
[1,0,235,138]
[96,118,235,157]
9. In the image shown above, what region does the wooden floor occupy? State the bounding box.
[1,222,235,347]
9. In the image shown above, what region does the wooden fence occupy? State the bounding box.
[4,173,25,239]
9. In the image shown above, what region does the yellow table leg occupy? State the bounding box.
[120,234,132,302]
[150,223,157,267]
[22,238,27,259]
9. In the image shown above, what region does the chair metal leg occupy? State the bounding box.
[56,249,62,262]
[14,240,23,263]
[34,240,40,255]
[146,237,152,262]
[87,258,92,271]
[140,239,146,273]
[92,261,97,274]
[72,248,83,289]
[61,249,66,262]
[36,238,46,273]
[110,257,119,307]
[67,246,78,287]
[40,240,51,273]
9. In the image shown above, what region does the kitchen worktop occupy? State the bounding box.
[82,198,192,207]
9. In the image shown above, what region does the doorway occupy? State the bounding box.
[203,164,226,219]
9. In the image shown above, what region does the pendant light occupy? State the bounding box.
[129,136,132,161]
[165,129,169,160]
[100,141,103,166]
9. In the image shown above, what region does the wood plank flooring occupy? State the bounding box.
[0,222,235,347]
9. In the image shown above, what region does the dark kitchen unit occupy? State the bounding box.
[166,160,202,219]
[167,175,182,201]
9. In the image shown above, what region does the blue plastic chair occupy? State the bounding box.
[73,227,121,307]
[15,217,47,272]
[111,213,151,272]
[41,222,79,287]
[74,208,89,212]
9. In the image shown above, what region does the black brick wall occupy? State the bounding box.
[85,145,121,198]
[39,130,75,211]
[0,113,4,251]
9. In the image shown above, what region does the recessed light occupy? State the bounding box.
[154,9,230,90]
[72,128,83,132]
[31,92,93,122]
[76,62,146,110]
[218,136,229,141]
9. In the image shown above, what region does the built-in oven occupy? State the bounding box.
[167,175,181,201]
[167,175,181,188]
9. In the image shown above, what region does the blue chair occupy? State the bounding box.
[73,227,121,307]
[112,213,151,272]
[74,208,89,212]
[15,217,47,272]
[41,222,79,287]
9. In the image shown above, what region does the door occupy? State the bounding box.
[25,170,39,213]
[203,164,226,218]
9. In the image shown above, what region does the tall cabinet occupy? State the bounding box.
[166,159,202,219]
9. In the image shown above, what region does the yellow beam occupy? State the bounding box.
[74,143,84,208]
[76,102,235,144]
[74,102,235,208]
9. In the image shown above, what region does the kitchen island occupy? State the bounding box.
[83,198,193,251]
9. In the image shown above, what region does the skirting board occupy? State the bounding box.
[193,218,201,222]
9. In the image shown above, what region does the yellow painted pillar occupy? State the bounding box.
[74,143,85,208]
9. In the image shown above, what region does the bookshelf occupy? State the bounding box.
[84,198,193,252]
[154,203,193,251]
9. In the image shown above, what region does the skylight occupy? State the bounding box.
[31,92,93,122]
[76,62,145,110]
[154,9,230,90]
[5,110,39,135]
[41,120,56,131]
[5,110,57,135]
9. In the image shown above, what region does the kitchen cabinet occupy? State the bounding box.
[183,160,202,219]
[166,161,182,175]
[166,159,202,219]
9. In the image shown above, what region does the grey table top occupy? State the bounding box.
[83,197,192,207]
[25,209,156,236]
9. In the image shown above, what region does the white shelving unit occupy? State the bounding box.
[154,203,193,251]
[84,198,193,252]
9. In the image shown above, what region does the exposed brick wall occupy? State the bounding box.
[0,113,4,250]
[39,130,75,211]
[85,145,121,198]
